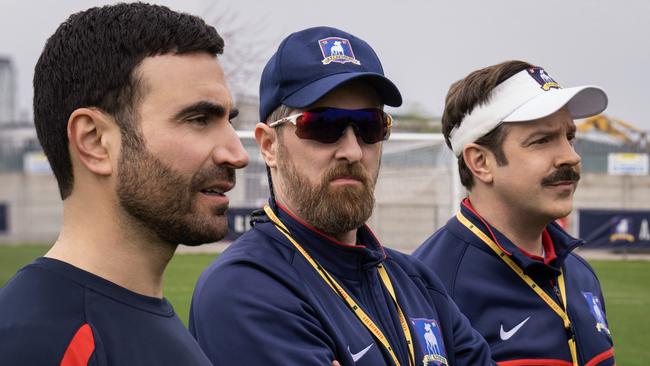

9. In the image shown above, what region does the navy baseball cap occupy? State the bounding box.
[259,26,403,122]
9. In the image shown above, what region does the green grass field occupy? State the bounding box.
[1,245,648,365]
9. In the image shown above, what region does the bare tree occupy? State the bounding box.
[202,2,272,104]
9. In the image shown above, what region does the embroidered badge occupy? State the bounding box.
[411,318,449,366]
[583,292,611,335]
[609,216,635,242]
[318,37,361,65]
[527,67,561,91]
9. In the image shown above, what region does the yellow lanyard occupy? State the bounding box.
[456,212,579,366]
[264,205,415,366]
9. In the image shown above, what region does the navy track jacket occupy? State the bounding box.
[0,257,213,366]
[190,204,494,366]
[413,202,615,366]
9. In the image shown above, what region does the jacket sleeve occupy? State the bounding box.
[190,261,337,366]
[443,293,496,366]
[406,253,496,366]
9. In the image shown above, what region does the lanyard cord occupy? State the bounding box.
[456,212,579,366]
[264,205,415,366]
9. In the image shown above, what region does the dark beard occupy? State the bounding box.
[116,140,235,246]
[277,144,377,237]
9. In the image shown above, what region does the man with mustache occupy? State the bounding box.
[414,60,615,366]
[190,26,494,366]
[0,3,248,364]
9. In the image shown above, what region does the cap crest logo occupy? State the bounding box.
[527,67,561,91]
[318,37,361,65]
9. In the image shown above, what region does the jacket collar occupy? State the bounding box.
[449,199,584,275]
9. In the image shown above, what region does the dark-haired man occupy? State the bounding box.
[0,3,248,364]
[190,26,494,366]
[414,61,615,365]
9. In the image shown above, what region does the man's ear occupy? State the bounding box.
[463,143,494,184]
[255,122,278,168]
[67,108,117,176]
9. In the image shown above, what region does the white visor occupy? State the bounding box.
[449,67,608,156]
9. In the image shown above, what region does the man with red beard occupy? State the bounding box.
[190,26,494,366]
[413,61,615,365]
[0,3,248,365]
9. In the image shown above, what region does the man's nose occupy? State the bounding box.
[334,126,363,163]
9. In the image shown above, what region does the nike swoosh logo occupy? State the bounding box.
[348,343,373,362]
[500,316,530,341]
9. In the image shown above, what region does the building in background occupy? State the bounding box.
[0,57,16,124]
[1,94,649,249]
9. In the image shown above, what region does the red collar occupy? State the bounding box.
[517,229,558,264]
[462,198,557,264]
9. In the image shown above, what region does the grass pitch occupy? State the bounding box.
[588,260,649,365]
[1,245,647,365]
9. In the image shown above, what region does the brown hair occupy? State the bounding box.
[442,60,534,189]
[265,104,293,141]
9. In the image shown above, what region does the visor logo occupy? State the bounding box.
[319,37,361,65]
[527,67,561,91]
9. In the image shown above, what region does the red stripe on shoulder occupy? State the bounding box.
[498,359,572,366]
[585,348,615,366]
[60,323,95,366]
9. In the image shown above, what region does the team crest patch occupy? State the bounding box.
[318,37,361,65]
[609,216,635,242]
[583,292,611,335]
[527,67,561,91]
[411,318,449,366]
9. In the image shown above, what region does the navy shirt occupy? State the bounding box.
[0,257,213,366]
[190,204,494,366]
[413,201,615,366]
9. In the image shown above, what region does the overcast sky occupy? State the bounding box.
[1,0,649,129]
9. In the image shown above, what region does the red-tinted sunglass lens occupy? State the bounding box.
[295,108,387,144]
[295,111,344,143]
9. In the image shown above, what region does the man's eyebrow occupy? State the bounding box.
[173,101,232,120]
[522,123,576,145]
[526,127,559,136]
[527,121,577,136]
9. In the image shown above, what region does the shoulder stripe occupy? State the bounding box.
[498,359,572,366]
[498,348,615,366]
[60,323,95,366]
[585,348,615,366]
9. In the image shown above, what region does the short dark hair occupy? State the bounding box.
[442,60,534,189]
[34,2,224,199]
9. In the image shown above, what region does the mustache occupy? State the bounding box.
[191,166,236,190]
[323,163,371,184]
[541,166,580,186]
